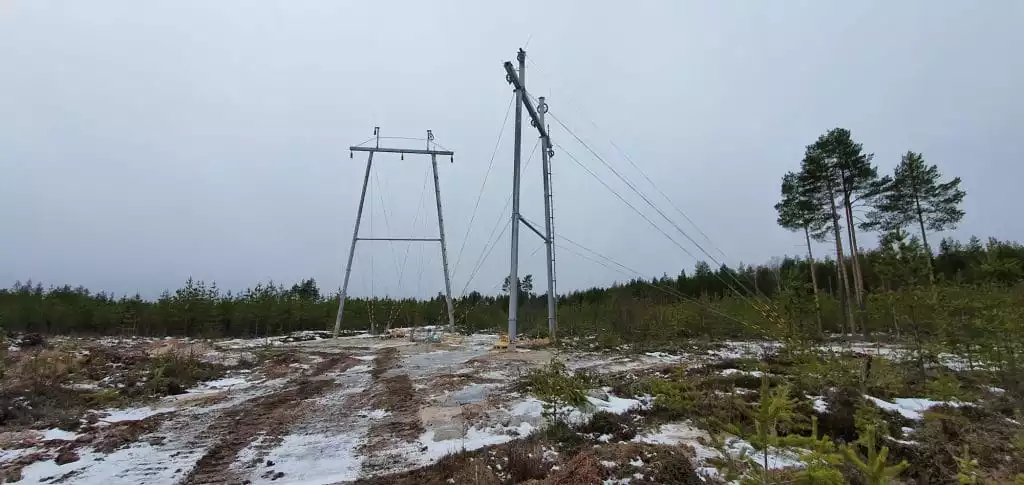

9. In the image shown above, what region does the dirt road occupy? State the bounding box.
[3,332,705,484]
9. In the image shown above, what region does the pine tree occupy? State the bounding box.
[800,147,856,334]
[775,171,829,335]
[814,128,885,313]
[865,151,966,286]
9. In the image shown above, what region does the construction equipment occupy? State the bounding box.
[492,334,509,351]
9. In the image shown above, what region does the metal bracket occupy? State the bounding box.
[518,215,549,243]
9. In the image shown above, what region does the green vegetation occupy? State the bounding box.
[841,426,909,485]
[518,359,590,432]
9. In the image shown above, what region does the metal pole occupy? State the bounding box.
[431,153,457,333]
[334,151,374,337]
[507,48,526,347]
[349,146,454,156]
[538,96,557,341]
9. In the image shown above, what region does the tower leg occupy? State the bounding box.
[334,152,374,337]
[431,154,457,333]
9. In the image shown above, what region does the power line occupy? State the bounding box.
[552,142,705,271]
[460,219,511,296]
[394,165,431,293]
[553,237,753,329]
[372,171,404,291]
[550,115,765,305]
[457,139,540,295]
[453,94,515,280]
[524,56,729,262]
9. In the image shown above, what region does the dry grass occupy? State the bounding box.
[1,342,224,430]
[506,439,546,482]
[536,452,604,485]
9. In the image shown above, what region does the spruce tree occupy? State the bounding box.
[865,151,966,285]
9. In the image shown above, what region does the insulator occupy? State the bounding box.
[350,152,353,159]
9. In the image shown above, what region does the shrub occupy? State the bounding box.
[522,359,590,426]
[579,411,638,442]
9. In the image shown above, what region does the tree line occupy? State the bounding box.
[1,232,1021,340]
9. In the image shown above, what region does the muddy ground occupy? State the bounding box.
[1,332,725,484]
[5,333,1011,484]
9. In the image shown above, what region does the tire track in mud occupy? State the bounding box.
[357,346,426,477]
[178,355,358,485]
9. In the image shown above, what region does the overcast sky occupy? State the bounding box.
[2,1,1021,299]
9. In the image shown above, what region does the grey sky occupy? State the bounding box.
[2,1,1022,299]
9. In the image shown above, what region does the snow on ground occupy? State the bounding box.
[18,444,199,485]
[356,409,391,419]
[726,438,806,470]
[865,395,963,420]
[17,336,971,484]
[567,351,694,374]
[41,428,79,441]
[633,422,721,461]
[504,388,649,428]
[95,406,174,424]
[249,432,365,485]
[720,368,764,377]
[808,395,829,413]
[418,422,537,464]
[345,364,374,374]
[193,376,253,390]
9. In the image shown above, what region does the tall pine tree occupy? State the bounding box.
[865,151,966,285]
[799,147,857,334]
[775,171,829,335]
[814,128,884,312]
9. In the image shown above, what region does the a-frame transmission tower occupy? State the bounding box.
[333,128,456,337]
[504,48,558,346]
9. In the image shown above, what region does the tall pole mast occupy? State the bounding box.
[507,49,526,346]
[538,96,557,340]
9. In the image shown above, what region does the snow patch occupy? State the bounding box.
[18,444,198,485]
[357,409,391,419]
[42,428,79,441]
[345,364,374,374]
[726,438,805,469]
[721,368,764,377]
[419,422,536,462]
[248,432,364,484]
[808,396,828,413]
[633,423,720,461]
[866,395,963,420]
[96,406,174,424]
